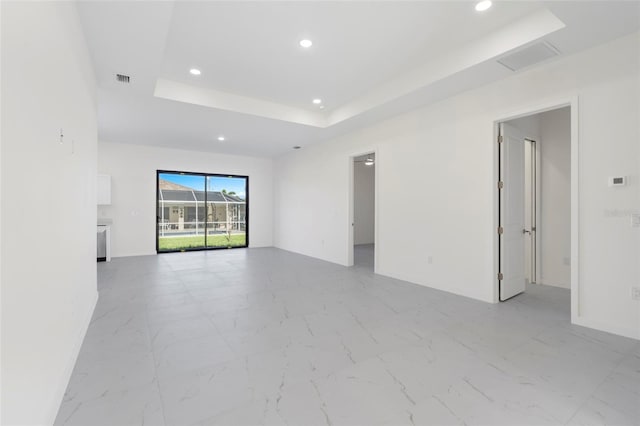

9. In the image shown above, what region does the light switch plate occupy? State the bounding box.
[632,213,640,228]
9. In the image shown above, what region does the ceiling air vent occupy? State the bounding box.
[497,42,560,72]
[116,74,131,84]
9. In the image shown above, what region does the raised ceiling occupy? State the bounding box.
[78,1,640,157]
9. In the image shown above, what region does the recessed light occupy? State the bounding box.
[319,105,325,110]
[475,1,492,12]
[190,68,201,75]
[312,99,322,105]
[364,158,375,166]
[299,39,313,48]
[217,136,225,142]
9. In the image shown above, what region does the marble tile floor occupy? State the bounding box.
[55,247,639,426]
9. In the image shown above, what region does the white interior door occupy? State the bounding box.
[499,122,526,300]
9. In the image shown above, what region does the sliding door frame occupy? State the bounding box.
[156,170,250,253]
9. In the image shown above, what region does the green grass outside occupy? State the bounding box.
[158,234,246,251]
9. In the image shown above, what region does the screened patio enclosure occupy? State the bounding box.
[158,185,246,234]
[156,172,248,252]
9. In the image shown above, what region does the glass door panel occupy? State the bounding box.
[206,175,248,248]
[157,172,206,251]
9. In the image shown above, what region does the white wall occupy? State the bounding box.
[0,2,4,421]
[0,3,4,422]
[98,142,273,257]
[539,108,571,288]
[274,32,640,339]
[1,3,98,424]
[507,114,541,139]
[354,161,375,245]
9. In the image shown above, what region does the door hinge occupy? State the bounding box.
[498,226,504,235]
[498,181,504,189]
[498,272,504,280]
[498,135,503,143]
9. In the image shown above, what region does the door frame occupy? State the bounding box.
[493,97,579,323]
[347,149,378,271]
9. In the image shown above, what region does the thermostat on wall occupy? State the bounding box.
[608,176,626,187]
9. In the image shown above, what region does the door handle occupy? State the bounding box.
[522,229,531,234]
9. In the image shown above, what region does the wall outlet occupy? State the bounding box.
[632,213,640,228]
[563,257,571,266]
[632,287,640,301]
[427,256,433,264]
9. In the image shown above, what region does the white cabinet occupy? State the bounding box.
[97,174,111,205]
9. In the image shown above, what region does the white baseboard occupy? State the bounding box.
[47,290,99,425]
[572,315,640,341]
[112,251,156,258]
[536,279,570,289]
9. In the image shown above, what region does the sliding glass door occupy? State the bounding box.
[205,175,247,248]
[157,171,249,252]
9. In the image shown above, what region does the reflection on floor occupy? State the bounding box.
[55,248,639,426]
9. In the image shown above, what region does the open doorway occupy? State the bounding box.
[351,153,376,270]
[497,106,573,306]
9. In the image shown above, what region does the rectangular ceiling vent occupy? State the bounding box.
[116,74,131,84]
[497,42,560,72]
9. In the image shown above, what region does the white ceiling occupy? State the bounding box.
[78,1,640,158]
[161,1,540,109]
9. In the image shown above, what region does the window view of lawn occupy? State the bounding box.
[158,234,246,251]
